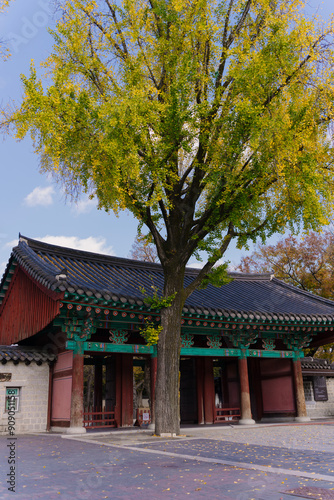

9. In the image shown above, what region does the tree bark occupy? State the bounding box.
[155,267,185,436]
[293,358,310,422]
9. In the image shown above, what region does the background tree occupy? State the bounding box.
[237,231,334,361]
[306,344,334,363]
[3,0,334,435]
[238,231,334,299]
[129,233,159,263]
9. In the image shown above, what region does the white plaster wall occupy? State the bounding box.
[0,362,50,435]
[304,378,334,418]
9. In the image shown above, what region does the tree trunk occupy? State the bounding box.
[155,268,185,436]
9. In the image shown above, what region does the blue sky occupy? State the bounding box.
[0,0,333,278]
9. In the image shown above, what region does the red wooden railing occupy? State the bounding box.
[214,405,240,423]
[83,406,117,428]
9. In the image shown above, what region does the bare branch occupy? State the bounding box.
[183,223,235,298]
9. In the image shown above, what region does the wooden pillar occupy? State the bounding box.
[114,354,133,427]
[196,357,204,424]
[150,355,157,425]
[67,346,86,434]
[46,362,53,431]
[203,357,215,424]
[250,358,263,421]
[121,354,133,427]
[115,354,122,426]
[94,360,103,412]
[238,356,255,425]
[105,355,116,411]
[293,357,310,422]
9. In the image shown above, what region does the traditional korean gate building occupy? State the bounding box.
[1,235,334,433]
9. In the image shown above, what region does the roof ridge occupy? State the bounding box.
[271,276,334,307]
[228,272,273,281]
[20,235,166,272]
[20,236,275,279]
[0,345,47,351]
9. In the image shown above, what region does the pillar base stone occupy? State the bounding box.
[238,418,256,425]
[294,416,311,423]
[66,426,87,434]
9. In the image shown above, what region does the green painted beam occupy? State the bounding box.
[180,347,241,357]
[66,340,154,354]
[247,349,301,359]
[66,341,299,359]
[180,347,299,358]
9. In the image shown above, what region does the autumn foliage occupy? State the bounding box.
[238,231,334,299]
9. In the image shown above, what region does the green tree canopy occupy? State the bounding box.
[3,0,334,434]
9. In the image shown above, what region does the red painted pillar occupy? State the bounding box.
[150,355,157,425]
[121,354,133,427]
[238,356,255,425]
[196,358,204,424]
[67,346,86,433]
[115,354,122,427]
[293,357,310,422]
[203,357,215,424]
[114,354,134,427]
[94,360,103,412]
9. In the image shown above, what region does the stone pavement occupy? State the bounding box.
[1,421,334,499]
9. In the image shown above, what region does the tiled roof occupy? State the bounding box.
[301,357,334,375]
[2,235,334,322]
[0,346,56,364]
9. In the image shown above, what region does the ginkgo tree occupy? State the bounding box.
[3,0,334,435]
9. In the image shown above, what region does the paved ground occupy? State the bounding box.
[1,421,334,499]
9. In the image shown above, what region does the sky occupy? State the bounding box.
[0,0,333,279]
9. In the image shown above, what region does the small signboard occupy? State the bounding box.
[142,412,150,421]
[6,387,20,411]
[0,374,11,382]
[313,376,328,401]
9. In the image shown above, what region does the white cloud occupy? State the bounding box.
[0,236,113,280]
[24,186,55,207]
[4,239,18,249]
[0,261,7,279]
[71,195,97,215]
[188,260,204,269]
[37,235,114,256]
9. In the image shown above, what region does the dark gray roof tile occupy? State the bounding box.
[0,346,56,364]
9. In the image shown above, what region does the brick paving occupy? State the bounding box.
[1,422,334,499]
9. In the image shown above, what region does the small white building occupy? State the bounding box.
[0,346,56,434]
[302,357,334,418]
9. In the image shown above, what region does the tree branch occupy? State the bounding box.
[215,0,252,89]
[183,223,235,299]
[104,0,129,56]
[81,6,128,61]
